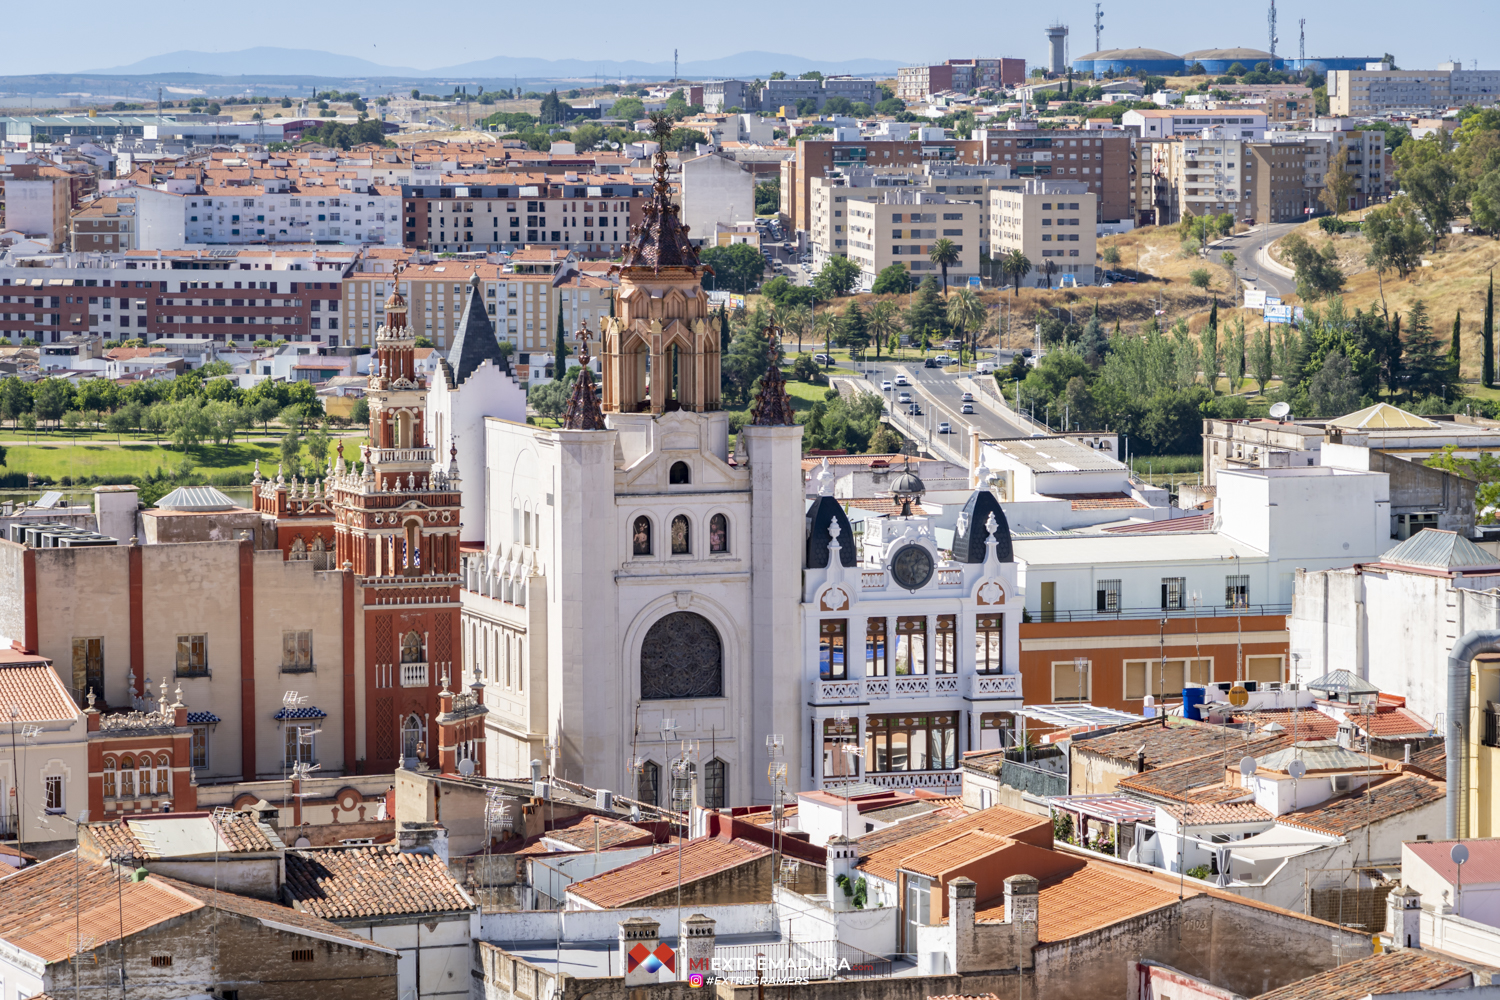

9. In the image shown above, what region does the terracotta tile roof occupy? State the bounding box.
[1229,709,1341,739]
[1161,801,1271,825]
[217,814,277,852]
[0,854,204,962]
[1408,741,1446,779]
[514,816,656,854]
[0,652,81,723]
[1254,948,1470,1000]
[1406,838,1500,885]
[1349,707,1433,738]
[285,846,473,920]
[852,807,968,858]
[85,813,281,862]
[974,860,1182,943]
[1116,733,1293,803]
[1104,512,1214,534]
[568,837,769,908]
[840,497,908,515]
[1078,718,1270,769]
[1278,773,1445,837]
[1038,491,1146,510]
[899,830,1012,877]
[859,806,1048,883]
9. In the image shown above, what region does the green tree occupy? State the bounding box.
[720,318,772,407]
[1280,232,1346,301]
[306,426,332,469]
[1002,249,1032,297]
[1250,327,1274,393]
[166,397,212,453]
[32,378,72,428]
[1395,134,1460,247]
[1101,245,1122,267]
[1485,273,1495,389]
[946,288,986,365]
[1401,300,1463,402]
[699,243,765,293]
[1199,304,1220,392]
[813,255,860,298]
[1362,201,1426,315]
[1225,317,1247,392]
[928,238,961,295]
[1307,351,1361,417]
[754,178,781,215]
[1451,310,1463,364]
[839,300,868,351]
[0,376,33,428]
[866,299,900,361]
[1188,267,1212,303]
[904,276,949,345]
[1320,148,1357,217]
[610,97,645,121]
[871,263,912,295]
[555,303,568,379]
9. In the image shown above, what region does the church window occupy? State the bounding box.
[396,410,413,448]
[709,514,728,553]
[401,714,425,760]
[401,631,426,663]
[156,754,171,795]
[638,760,660,805]
[632,516,652,556]
[119,756,136,797]
[670,515,691,555]
[102,758,116,798]
[669,461,690,484]
[640,611,723,700]
[704,759,727,809]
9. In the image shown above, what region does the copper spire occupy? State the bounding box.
[749,325,795,427]
[619,114,702,273]
[562,321,606,430]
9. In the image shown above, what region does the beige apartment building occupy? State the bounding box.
[990,180,1097,287]
[844,190,984,290]
[1329,64,1500,115]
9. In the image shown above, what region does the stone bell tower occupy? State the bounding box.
[330,268,473,773]
[600,115,721,415]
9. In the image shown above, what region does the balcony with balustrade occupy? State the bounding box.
[810,670,1019,705]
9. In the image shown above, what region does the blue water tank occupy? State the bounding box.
[1181,685,1206,721]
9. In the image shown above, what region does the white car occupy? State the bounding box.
[937,421,952,434]
[960,391,974,402]
[897,392,913,404]
[881,380,894,391]
[894,374,910,386]
[960,403,975,414]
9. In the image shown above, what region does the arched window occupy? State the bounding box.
[102,758,117,799]
[156,754,171,795]
[402,714,425,761]
[632,516,652,556]
[401,631,425,663]
[709,514,728,554]
[138,758,151,798]
[119,755,136,797]
[669,461,691,484]
[638,760,661,805]
[396,410,413,448]
[404,520,421,571]
[641,611,724,699]
[705,758,727,809]
[671,515,691,555]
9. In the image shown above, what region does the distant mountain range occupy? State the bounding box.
[87,47,902,81]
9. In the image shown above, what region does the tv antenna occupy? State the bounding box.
[1094,4,1104,58]
[1298,19,1306,63]
[1268,0,1279,60]
[674,49,679,84]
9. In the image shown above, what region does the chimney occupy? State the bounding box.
[825,836,858,911]
[619,916,663,986]
[949,877,977,973]
[1387,884,1422,950]
[680,913,716,979]
[1004,874,1040,956]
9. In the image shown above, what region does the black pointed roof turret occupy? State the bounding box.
[806,495,858,569]
[952,487,1013,564]
[447,272,508,385]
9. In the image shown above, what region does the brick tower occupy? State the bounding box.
[331,271,468,772]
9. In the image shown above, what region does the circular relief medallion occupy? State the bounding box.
[442,512,452,522]
[890,544,935,591]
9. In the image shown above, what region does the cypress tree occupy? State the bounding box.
[1484,273,1494,388]
[555,302,568,378]
[1451,309,1462,362]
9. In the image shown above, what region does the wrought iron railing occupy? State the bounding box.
[1031,603,1290,624]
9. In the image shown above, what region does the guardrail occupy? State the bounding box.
[1032,603,1291,623]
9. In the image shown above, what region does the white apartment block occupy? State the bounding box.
[187,178,401,246]
[844,190,983,291]
[1122,109,1269,139]
[989,180,1097,287]
[1330,63,1500,115]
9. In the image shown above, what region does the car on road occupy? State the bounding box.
[894,374,910,386]
[937,421,952,434]
[880,380,893,391]
[1020,348,1032,357]
[813,353,831,364]
[923,358,939,369]
[897,391,912,403]
[908,404,923,416]
[960,391,974,402]
[960,403,975,414]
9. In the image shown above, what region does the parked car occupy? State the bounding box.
[923,358,939,369]
[937,421,952,434]
[880,380,893,391]
[934,354,953,365]
[897,391,912,404]
[894,374,910,386]
[960,403,975,414]
[814,353,831,364]
[960,391,974,402]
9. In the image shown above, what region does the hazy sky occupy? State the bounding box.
[11,0,1499,76]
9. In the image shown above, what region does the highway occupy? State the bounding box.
[1212,222,1302,301]
[869,361,1034,444]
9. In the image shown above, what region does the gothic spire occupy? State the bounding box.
[749,324,795,426]
[618,113,703,274]
[562,321,606,430]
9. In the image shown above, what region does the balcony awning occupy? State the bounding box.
[273,706,327,721]
[1013,704,1145,729]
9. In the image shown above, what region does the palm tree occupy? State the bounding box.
[928,238,961,297]
[814,308,838,369]
[946,288,986,366]
[867,299,900,361]
[787,304,811,353]
[1041,259,1057,289]
[1001,250,1032,297]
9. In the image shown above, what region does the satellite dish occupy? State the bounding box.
[1239,755,1257,777]
[458,758,476,777]
[1228,685,1249,708]
[1452,843,1470,866]
[1269,401,1291,420]
[1288,759,1307,779]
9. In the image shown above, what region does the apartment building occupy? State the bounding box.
[760,76,881,113]
[972,128,1131,222]
[844,190,984,290]
[1122,108,1269,139]
[1280,124,1386,212]
[1330,62,1500,115]
[68,187,186,253]
[0,247,353,345]
[341,259,614,356]
[783,138,997,233]
[897,59,1026,102]
[807,164,1014,268]
[990,180,1097,287]
[187,176,400,246]
[2,177,71,251]
[701,80,753,112]
[401,175,646,256]
[1150,131,1257,225]
[1246,138,1318,222]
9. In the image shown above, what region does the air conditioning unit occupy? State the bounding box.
[1332,774,1352,793]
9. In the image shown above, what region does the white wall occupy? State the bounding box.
[136,187,186,251]
[349,914,473,1000]
[478,902,776,944]
[681,154,757,240]
[1404,843,1500,929]
[775,886,899,958]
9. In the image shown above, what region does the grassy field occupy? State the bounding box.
[2,435,369,486]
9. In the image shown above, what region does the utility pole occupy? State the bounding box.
[674,49,679,84]
[1298,19,1306,63]
[1268,0,1279,61]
